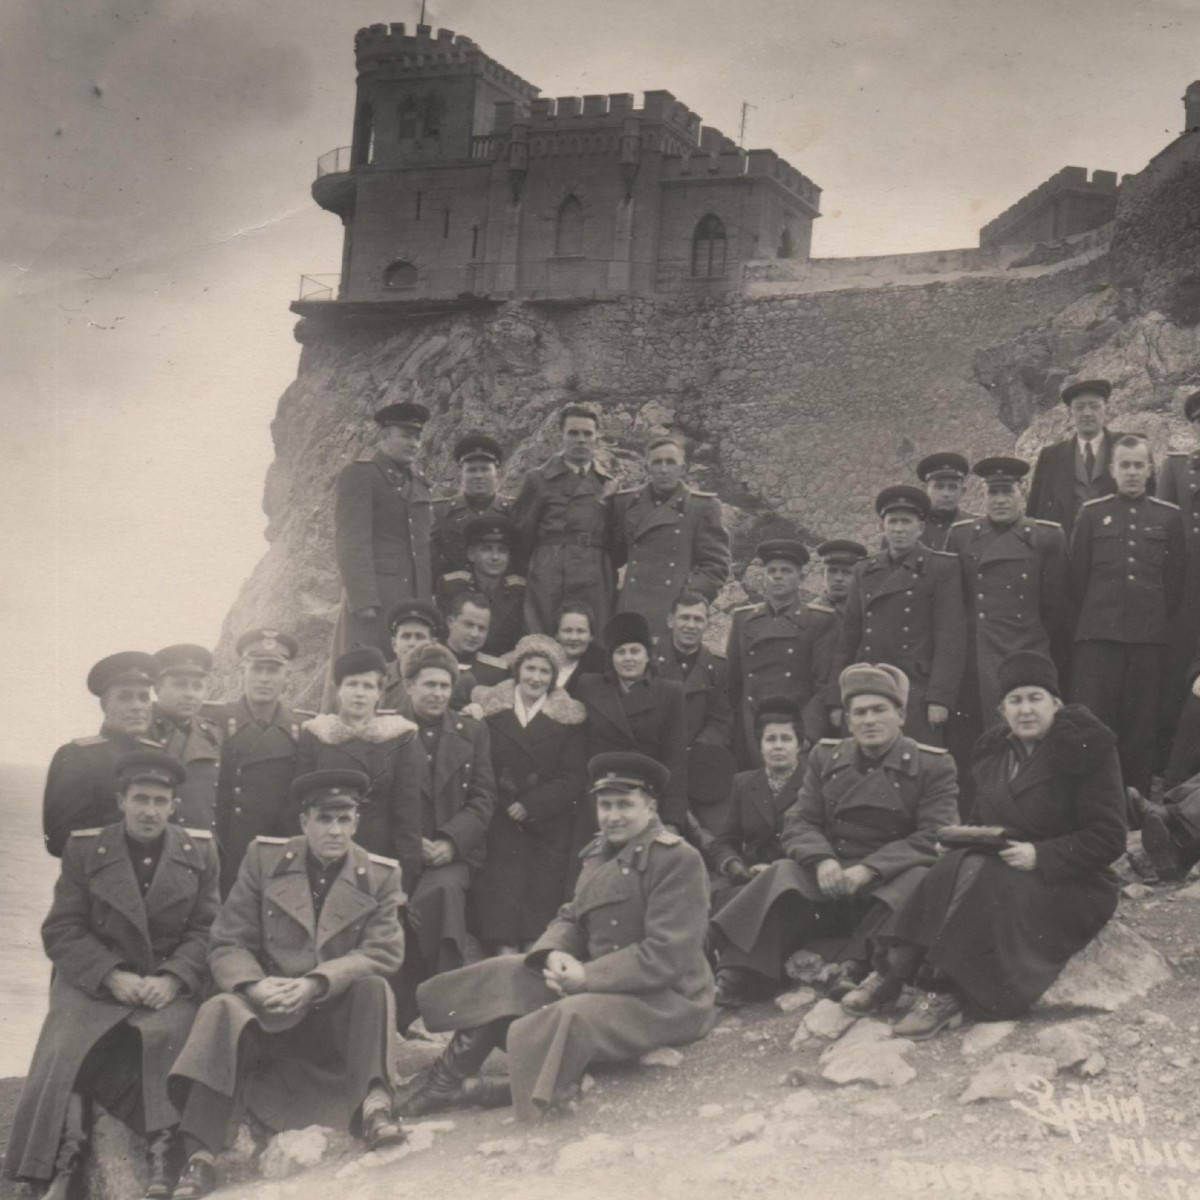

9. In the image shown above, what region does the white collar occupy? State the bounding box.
[1076,433,1103,454]
[513,690,547,727]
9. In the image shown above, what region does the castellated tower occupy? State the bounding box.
[303,22,821,309]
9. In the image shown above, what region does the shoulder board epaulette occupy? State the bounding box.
[1032,518,1063,528]
[807,601,836,614]
[70,828,101,837]
[138,737,165,750]
[1082,495,1114,506]
[368,852,399,868]
[1166,450,1188,456]
[818,737,841,746]
[916,743,949,754]
[442,570,472,582]
[690,489,718,498]
[255,836,288,844]
[71,735,106,747]
[580,833,607,858]
[929,548,958,557]
[1149,496,1181,509]
[614,486,640,496]
[505,574,526,587]
[949,518,975,528]
[293,709,316,719]
[653,831,683,846]
[475,652,508,669]
[183,829,213,839]
[731,603,758,614]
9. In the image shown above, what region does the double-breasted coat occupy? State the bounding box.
[169,837,405,1132]
[295,713,425,893]
[1152,449,1200,725]
[432,491,516,578]
[211,698,307,897]
[921,508,980,552]
[711,735,960,970]
[709,768,802,877]
[43,728,166,857]
[332,450,435,659]
[152,706,223,834]
[575,673,689,836]
[6,823,220,1181]
[652,644,733,750]
[408,711,497,970]
[890,705,1125,1018]
[512,455,615,635]
[946,516,1073,718]
[610,483,731,639]
[417,820,715,1120]
[439,569,528,657]
[468,681,588,945]
[727,599,839,762]
[834,546,967,744]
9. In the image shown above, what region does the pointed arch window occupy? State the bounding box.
[692,214,727,277]
[422,93,446,138]
[398,96,420,141]
[555,195,585,257]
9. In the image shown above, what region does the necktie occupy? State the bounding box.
[1085,442,1096,480]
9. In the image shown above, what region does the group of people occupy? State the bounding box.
[13,379,1200,1199]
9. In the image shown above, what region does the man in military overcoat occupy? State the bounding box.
[1071,435,1185,796]
[329,402,435,662]
[431,433,516,578]
[833,486,967,746]
[152,644,222,835]
[7,751,220,1200]
[815,540,867,625]
[727,540,839,768]
[946,458,1072,720]
[610,436,731,643]
[513,405,615,635]
[394,752,714,1122]
[43,651,164,857]
[212,630,309,897]
[709,665,958,1006]
[917,452,979,551]
[168,769,406,1199]
[438,514,527,657]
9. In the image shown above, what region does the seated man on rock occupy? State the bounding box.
[5,750,220,1200]
[394,751,716,1122]
[709,664,959,1006]
[167,769,406,1199]
[1143,768,1200,881]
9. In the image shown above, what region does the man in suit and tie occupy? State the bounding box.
[610,437,731,643]
[1026,379,1121,538]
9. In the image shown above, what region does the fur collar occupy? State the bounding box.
[470,678,587,726]
[303,712,418,745]
[973,703,1116,775]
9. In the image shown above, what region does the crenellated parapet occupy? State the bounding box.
[660,145,821,215]
[980,166,1120,247]
[354,23,539,98]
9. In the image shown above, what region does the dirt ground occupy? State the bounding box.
[5,868,1197,1200]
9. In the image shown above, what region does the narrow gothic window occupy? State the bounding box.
[555,195,584,256]
[471,225,480,258]
[352,102,374,167]
[692,213,727,277]
[398,96,419,141]
[423,93,445,137]
[383,260,418,289]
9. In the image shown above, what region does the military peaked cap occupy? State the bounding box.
[373,402,429,429]
[916,452,969,482]
[816,539,868,567]
[463,513,517,547]
[875,485,931,521]
[1061,379,1112,406]
[154,644,213,677]
[87,652,157,697]
[588,751,671,800]
[973,456,1030,486]
[289,768,369,811]
[387,599,447,639]
[235,629,299,664]
[115,748,187,790]
[454,433,503,464]
[756,538,809,570]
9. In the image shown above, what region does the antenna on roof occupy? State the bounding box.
[419,0,427,23]
[738,101,756,148]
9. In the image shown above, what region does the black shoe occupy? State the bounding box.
[144,1130,179,1200]
[714,967,751,1008]
[893,991,964,1041]
[460,1076,512,1109]
[840,971,904,1016]
[823,961,867,1001]
[362,1108,406,1152]
[1141,810,1188,881]
[392,1065,465,1118]
[170,1156,215,1200]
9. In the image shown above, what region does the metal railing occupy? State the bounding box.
[298,274,340,301]
[316,146,354,177]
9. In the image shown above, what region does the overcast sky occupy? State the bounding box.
[2,0,1197,764]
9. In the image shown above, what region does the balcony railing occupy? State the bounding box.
[298,274,340,301]
[316,146,354,177]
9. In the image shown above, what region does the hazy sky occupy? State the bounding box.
[2,0,1197,763]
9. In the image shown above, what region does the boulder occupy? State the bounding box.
[821,1040,917,1088]
[961,1021,1018,1058]
[774,987,817,1013]
[959,1054,1058,1104]
[1038,921,1172,1012]
[86,1113,145,1200]
[1034,1022,1100,1071]
[819,1018,891,1061]
[260,1126,354,1179]
[729,1112,768,1144]
[639,1046,684,1069]
[802,999,857,1041]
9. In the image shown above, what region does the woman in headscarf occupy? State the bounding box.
[470,635,588,955]
[841,651,1126,1038]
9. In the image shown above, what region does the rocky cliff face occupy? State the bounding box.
[217,137,1200,703]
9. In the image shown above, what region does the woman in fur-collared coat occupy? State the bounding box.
[294,647,424,890]
[470,636,588,953]
[846,652,1126,1038]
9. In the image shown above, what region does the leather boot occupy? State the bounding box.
[43,1093,88,1200]
[393,1026,500,1118]
[144,1130,179,1200]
